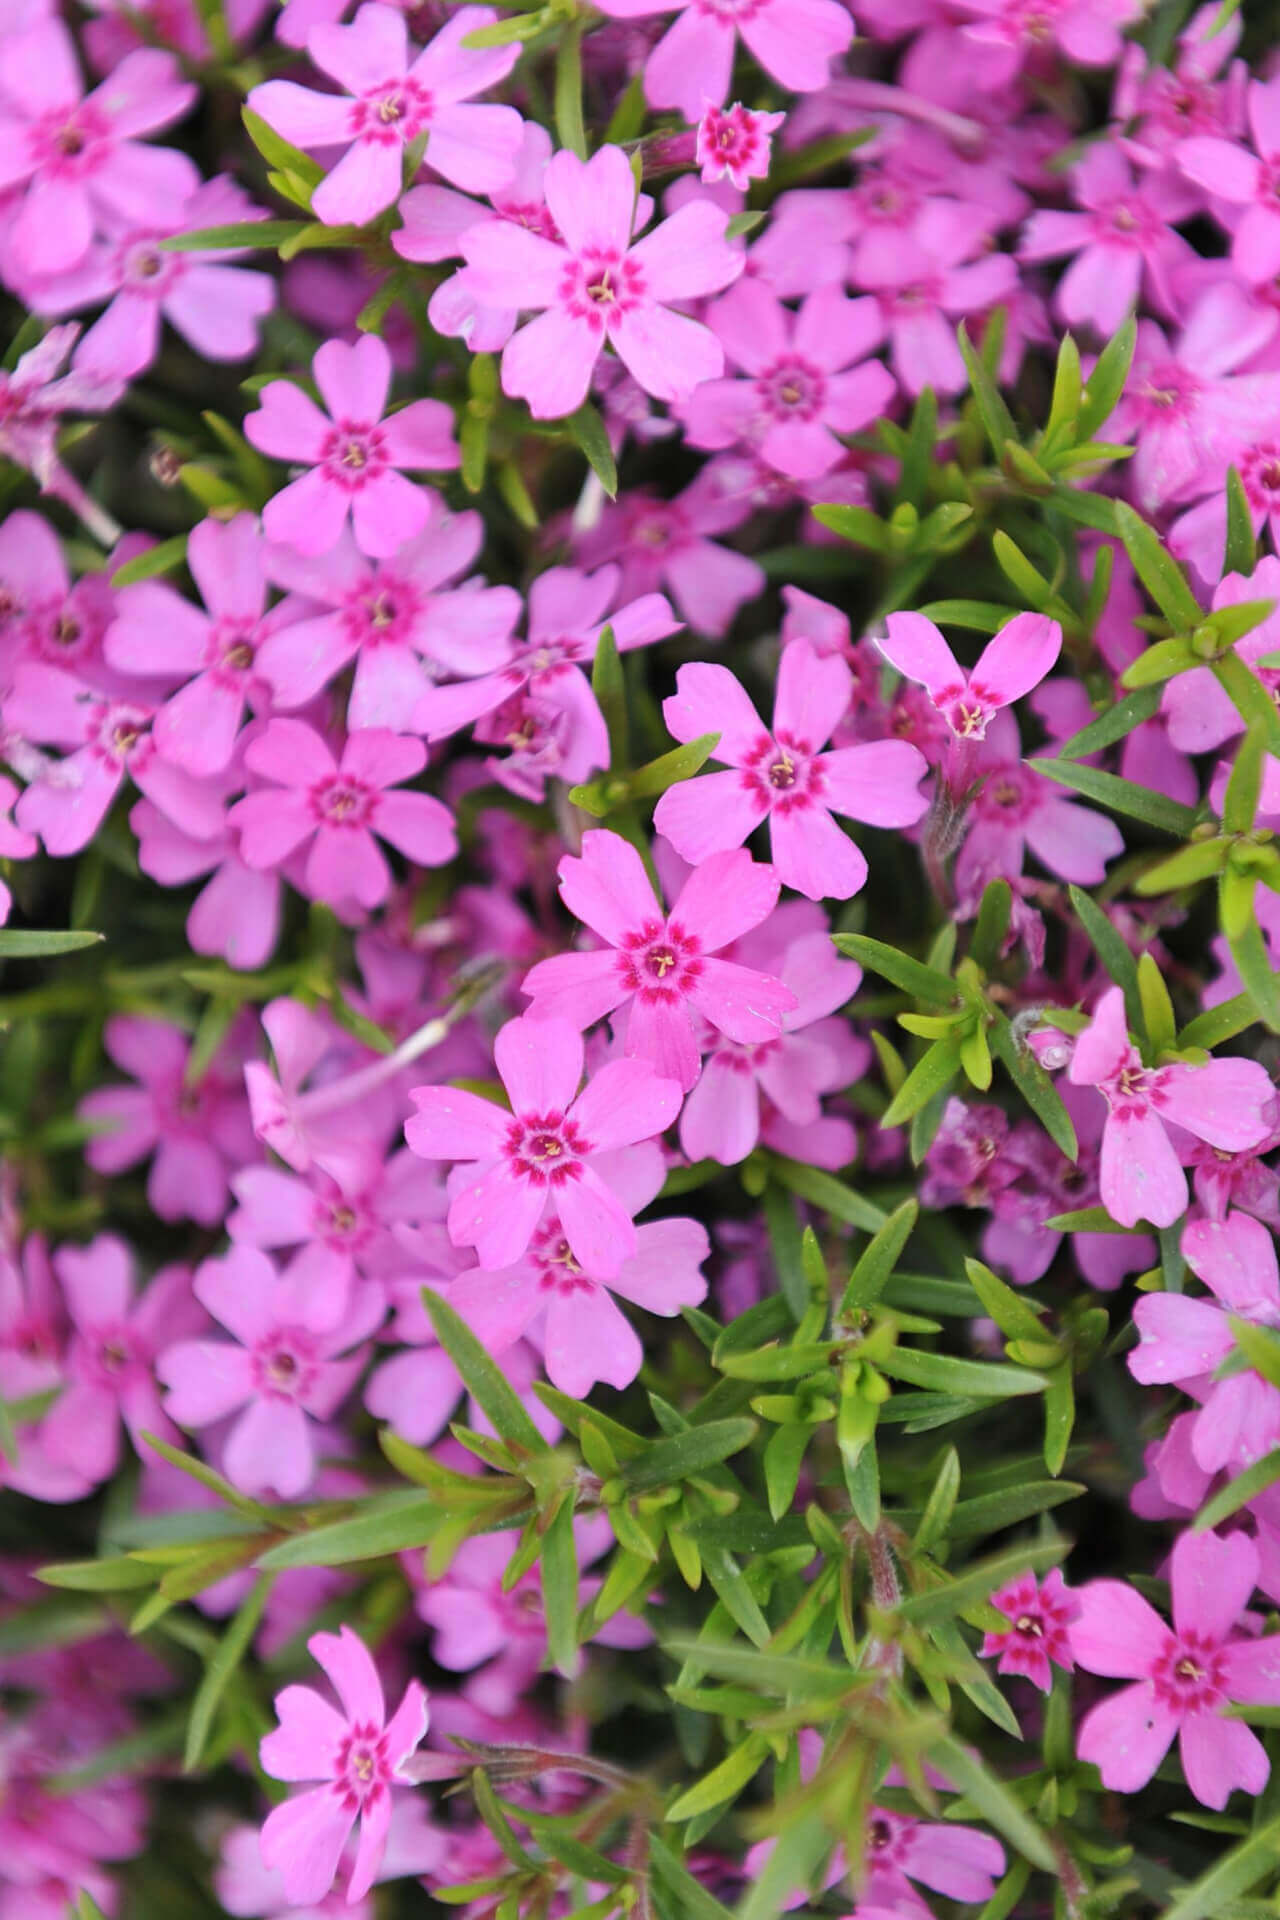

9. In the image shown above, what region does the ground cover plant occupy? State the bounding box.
[8,1,1280,1917]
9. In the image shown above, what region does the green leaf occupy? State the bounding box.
[242,105,323,190]
[988,1014,1078,1161]
[0,927,104,958]
[913,1445,961,1555]
[540,1495,580,1679]
[877,1348,1049,1398]
[919,1479,1084,1539]
[970,880,1011,971]
[184,1575,271,1771]
[915,599,1013,633]
[1042,1364,1075,1477]
[764,1153,887,1232]
[963,1259,1047,1344]
[1032,757,1198,836]
[649,1834,737,1920]
[1115,501,1203,630]
[991,530,1053,610]
[140,1430,274,1522]
[1136,837,1231,894]
[1223,898,1280,1034]
[37,1556,157,1592]
[1056,683,1161,761]
[110,534,189,586]
[1222,722,1268,835]
[724,209,765,240]
[810,502,888,552]
[1212,648,1280,763]
[462,8,553,44]
[926,1733,1057,1872]
[423,1290,548,1454]
[589,622,628,770]
[1161,1811,1280,1920]
[1137,951,1178,1054]
[763,1423,811,1522]
[832,933,957,1002]
[627,732,720,801]
[554,20,588,159]
[1067,884,1142,1032]
[255,1491,448,1569]
[667,1733,771,1821]
[564,398,617,497]
[1179,991,1258,1050]
[622,1419,757,1492]
[958,321,1016,454]
[1075,317,1136,441]
[1044,331,1081,439]
[840,1199,918,1314]
[160,220,308,253]
[881,1038,963,1128]
[1194,1447,1280,1533]
[1225,464,1257,577]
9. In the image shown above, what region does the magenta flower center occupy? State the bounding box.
[205,618,260,682]
[92,701,152,766]
[252,1328,319,1399]
[334,1725,393,1808]
[620,916,704,1002]
[742,729,824,813]
[758,356,826,423]
[695,0,766,21]
[31,104,111,178]
[322,422,389,493]
[310,775,375,828]
[563,249,646,333]
[504,1110,590,1186]
[533,1231,595,1294]
[350,79,433,145]
[1135,360,1201,420]
[1240,442,1280,509]
[1097,197,1159,247]
[1151,1632,1227,1712]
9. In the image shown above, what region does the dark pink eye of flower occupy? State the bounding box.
[758,357,826,422]
[505,1111,590,1186]
[335,1726,393,1807]
[350,78,433,143]
[322,423,388,491]
[311,776,374,827]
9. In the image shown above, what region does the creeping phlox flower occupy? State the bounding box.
[259,1626,429,1905]
[877,610,1063,757]
[981,1568,1079,1693]
[590,0,853,121]
[696,102,784,192]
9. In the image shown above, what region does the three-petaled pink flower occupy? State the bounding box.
[229,720,457,911]
[1071,1527,1280,1808]
[654,639,929,900]
[980,1568,1079,1694]
[244,334,457,559]
[405,1013,681,1274]
[259,1625,429,1906]
[456,143,743,420]
[248,3,523,230]
[522,830,796,1090]
[878,611,1063,750]
[1068,986,1276,1228]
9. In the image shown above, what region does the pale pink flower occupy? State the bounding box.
[683,280,895,482]
[405,1013,682,1275]
[696,102,785,192]
[1020,144,1197,334]
[878,610,1062,746]
[248,3,522,229]
[0,20,197,278]
[980,1568,1079,1693]
[158,1245,384,1498]
[958,0,1142,85]
[229,721,456,911]
[859,1805,1005,1914]
[130,796,282,973]
[1179,78,1280,284]
[522,830,795,1090]
[591,0,853,122]
[1068,985,1277,1229]
[654,640,929,900]
[258,1626,428,1905]
[1071,1528,1280,1808]
[0,325,124,543]
[572,471,764,639]
[1161,559,1280,756]
[244,334,458,559]
[456,144,742,420]
[851,200,1019,396]
[0,775,35,925]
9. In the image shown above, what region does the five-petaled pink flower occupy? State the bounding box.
[521,829,796,1090]
[229,720,457,911]
[696,102,784,192]
[590,0,853,122]
[456,143,743,420]
[1179,77,1280,284]
[1068,985,1276,1229]
[1071,1527,1280,1808]
[248,3,523,229]
[405,1013,681,1275]
[244,333,458,559]
[654,639,929,900]
[980,1568,1079,1693]
[259,1625,429,1906]
[878,611,1063,749]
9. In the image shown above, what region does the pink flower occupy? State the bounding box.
[158,1245,384,1498]
[457,144,743,420]
[0,325,124,543]
[1019,143,1197,334]
[859,1805,1005,1913]
[696,102,785,192]
[229,721,456,911]
[1161,559,1280,757]
[955,710,1124,892]
[131,796,283,973]
[522,830,795,1090]
[1171,430,1280,583]
[104,516,296,777]
[591,0,852,123]
[654,640,929,900]
[259,1625,428,1906]
[1067,985,1277,1229]
[244,334,458,559]
[1131,1210,1280,1476]
[1071,1528,1280,1808]
[573,478,764,639]
[77,1013,252,1226]
[851,200,1019,397]
[980,1568,1079,1693]
[405,1013,682,1275]
[0,20,197,278]
[258,498,521,728]
[0,775,35,925]
[958,0,1142,84]
[248,3,522,229]
[878,610,1063,746]
[37,1236,202,1487]
[682,280,895,482]
[1179,78,1280,284]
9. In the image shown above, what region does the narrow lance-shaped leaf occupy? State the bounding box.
[423,1290,548,1454]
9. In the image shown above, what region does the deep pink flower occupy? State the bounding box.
[0,775,35,926]
[158,1245,384,1498]
[522,830,795,1090]
[259,1625,428,1905]
[1179,78,1280,284]
[405,1013,681,1275]
[851,199,1018,396]
[258,499,521,727]
[697,102,785,192]
[956,709,1124,892]
[1071,1528,1280,1808]
[244,334,458,559]
[980,1568,1079,1693]
[573,472,764,639]
[655,640,929,900]
[1020,144,1197,333]
[859,1805,1005,1914]
[457,144,742,420]
[229,721,456,911]
[1068,986,1277,1229]
[0,20,196,278]
[78,1013,253,1226]
[683,280,895,481]
[590,0,853,122]
[878,611,1062,748]
[248,3,522,229]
